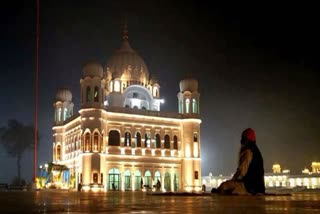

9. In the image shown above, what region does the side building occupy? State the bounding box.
[52,27,202,192]
[202,162,320,191]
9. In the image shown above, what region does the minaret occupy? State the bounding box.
[80,61,105,109]
[54,88,74,125]
[177,78,200,115]
[178,78,202,192]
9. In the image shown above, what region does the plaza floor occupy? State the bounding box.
[0,190,320,213]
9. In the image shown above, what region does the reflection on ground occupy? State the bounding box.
[0,191,319,213]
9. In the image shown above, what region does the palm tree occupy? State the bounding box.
[0,119,37,184]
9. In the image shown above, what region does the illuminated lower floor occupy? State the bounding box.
[53,154,202,192]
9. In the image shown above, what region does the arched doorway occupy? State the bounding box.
[174,172,179,191]
[164,172,171,191]
[155,171,161,191]
[135,170,142,191]
[124,170,131,190]
[144,170,152,188]
[108,168,120,191]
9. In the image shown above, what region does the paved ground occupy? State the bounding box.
[0,190,320,213]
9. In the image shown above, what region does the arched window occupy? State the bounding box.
[56,145,61,160]
[155,171,161,186]
[155,134,161,148]
[145,133,151,147]
[63,108,67,120]
[125,132,131,147]
[192,98,197,113]
[114,80,120,92]
[86,86,91,102]
[58,108,62,121]
[153,87,158,97]
[173,135,178,150]
[93,133,99,151]
[85,133,91,151]
[108,130,120,146]
[144,171,152,187]
[179,100,183,113]
[94,86,99,102]
[185,98,190,113]
[136,132,141,147]
[164,134,170,149]
[193,133,198,142]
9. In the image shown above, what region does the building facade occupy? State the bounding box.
[52,27,202,192]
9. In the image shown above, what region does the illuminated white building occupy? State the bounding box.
[52,26,202,192]
[202,162,320,191]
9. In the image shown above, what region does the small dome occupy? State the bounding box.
[56,88,72,102]
[179,78,198,92]
[82,61,103,78]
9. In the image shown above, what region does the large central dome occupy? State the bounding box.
[105,27,149,85]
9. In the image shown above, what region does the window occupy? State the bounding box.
[145,133,151,148]
[85,133,91,151]
[93,133,99,151]
[58,108,62,121]
[125,132,131,147]
[56,145,61,160]
[192,99,197,113]
[164,135,170,149]
[94,86,99,102]
[136,132,141,147]
[133,92,138,98]
[63,108,67,120]
[86,86,91,102]
[153,87,158,97]
[173,135,178,150]
[193,133,198,142]
[108,130,120,146]
[155,134,161,148]
[179,100,183,113]
[114,80,120,92]
[185,98,190,113]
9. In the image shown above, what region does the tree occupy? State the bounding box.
[0,119,37,184]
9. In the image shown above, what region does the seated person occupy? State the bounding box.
[212,128,265,195]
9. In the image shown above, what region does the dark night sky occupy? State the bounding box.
[1,1,319,182]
